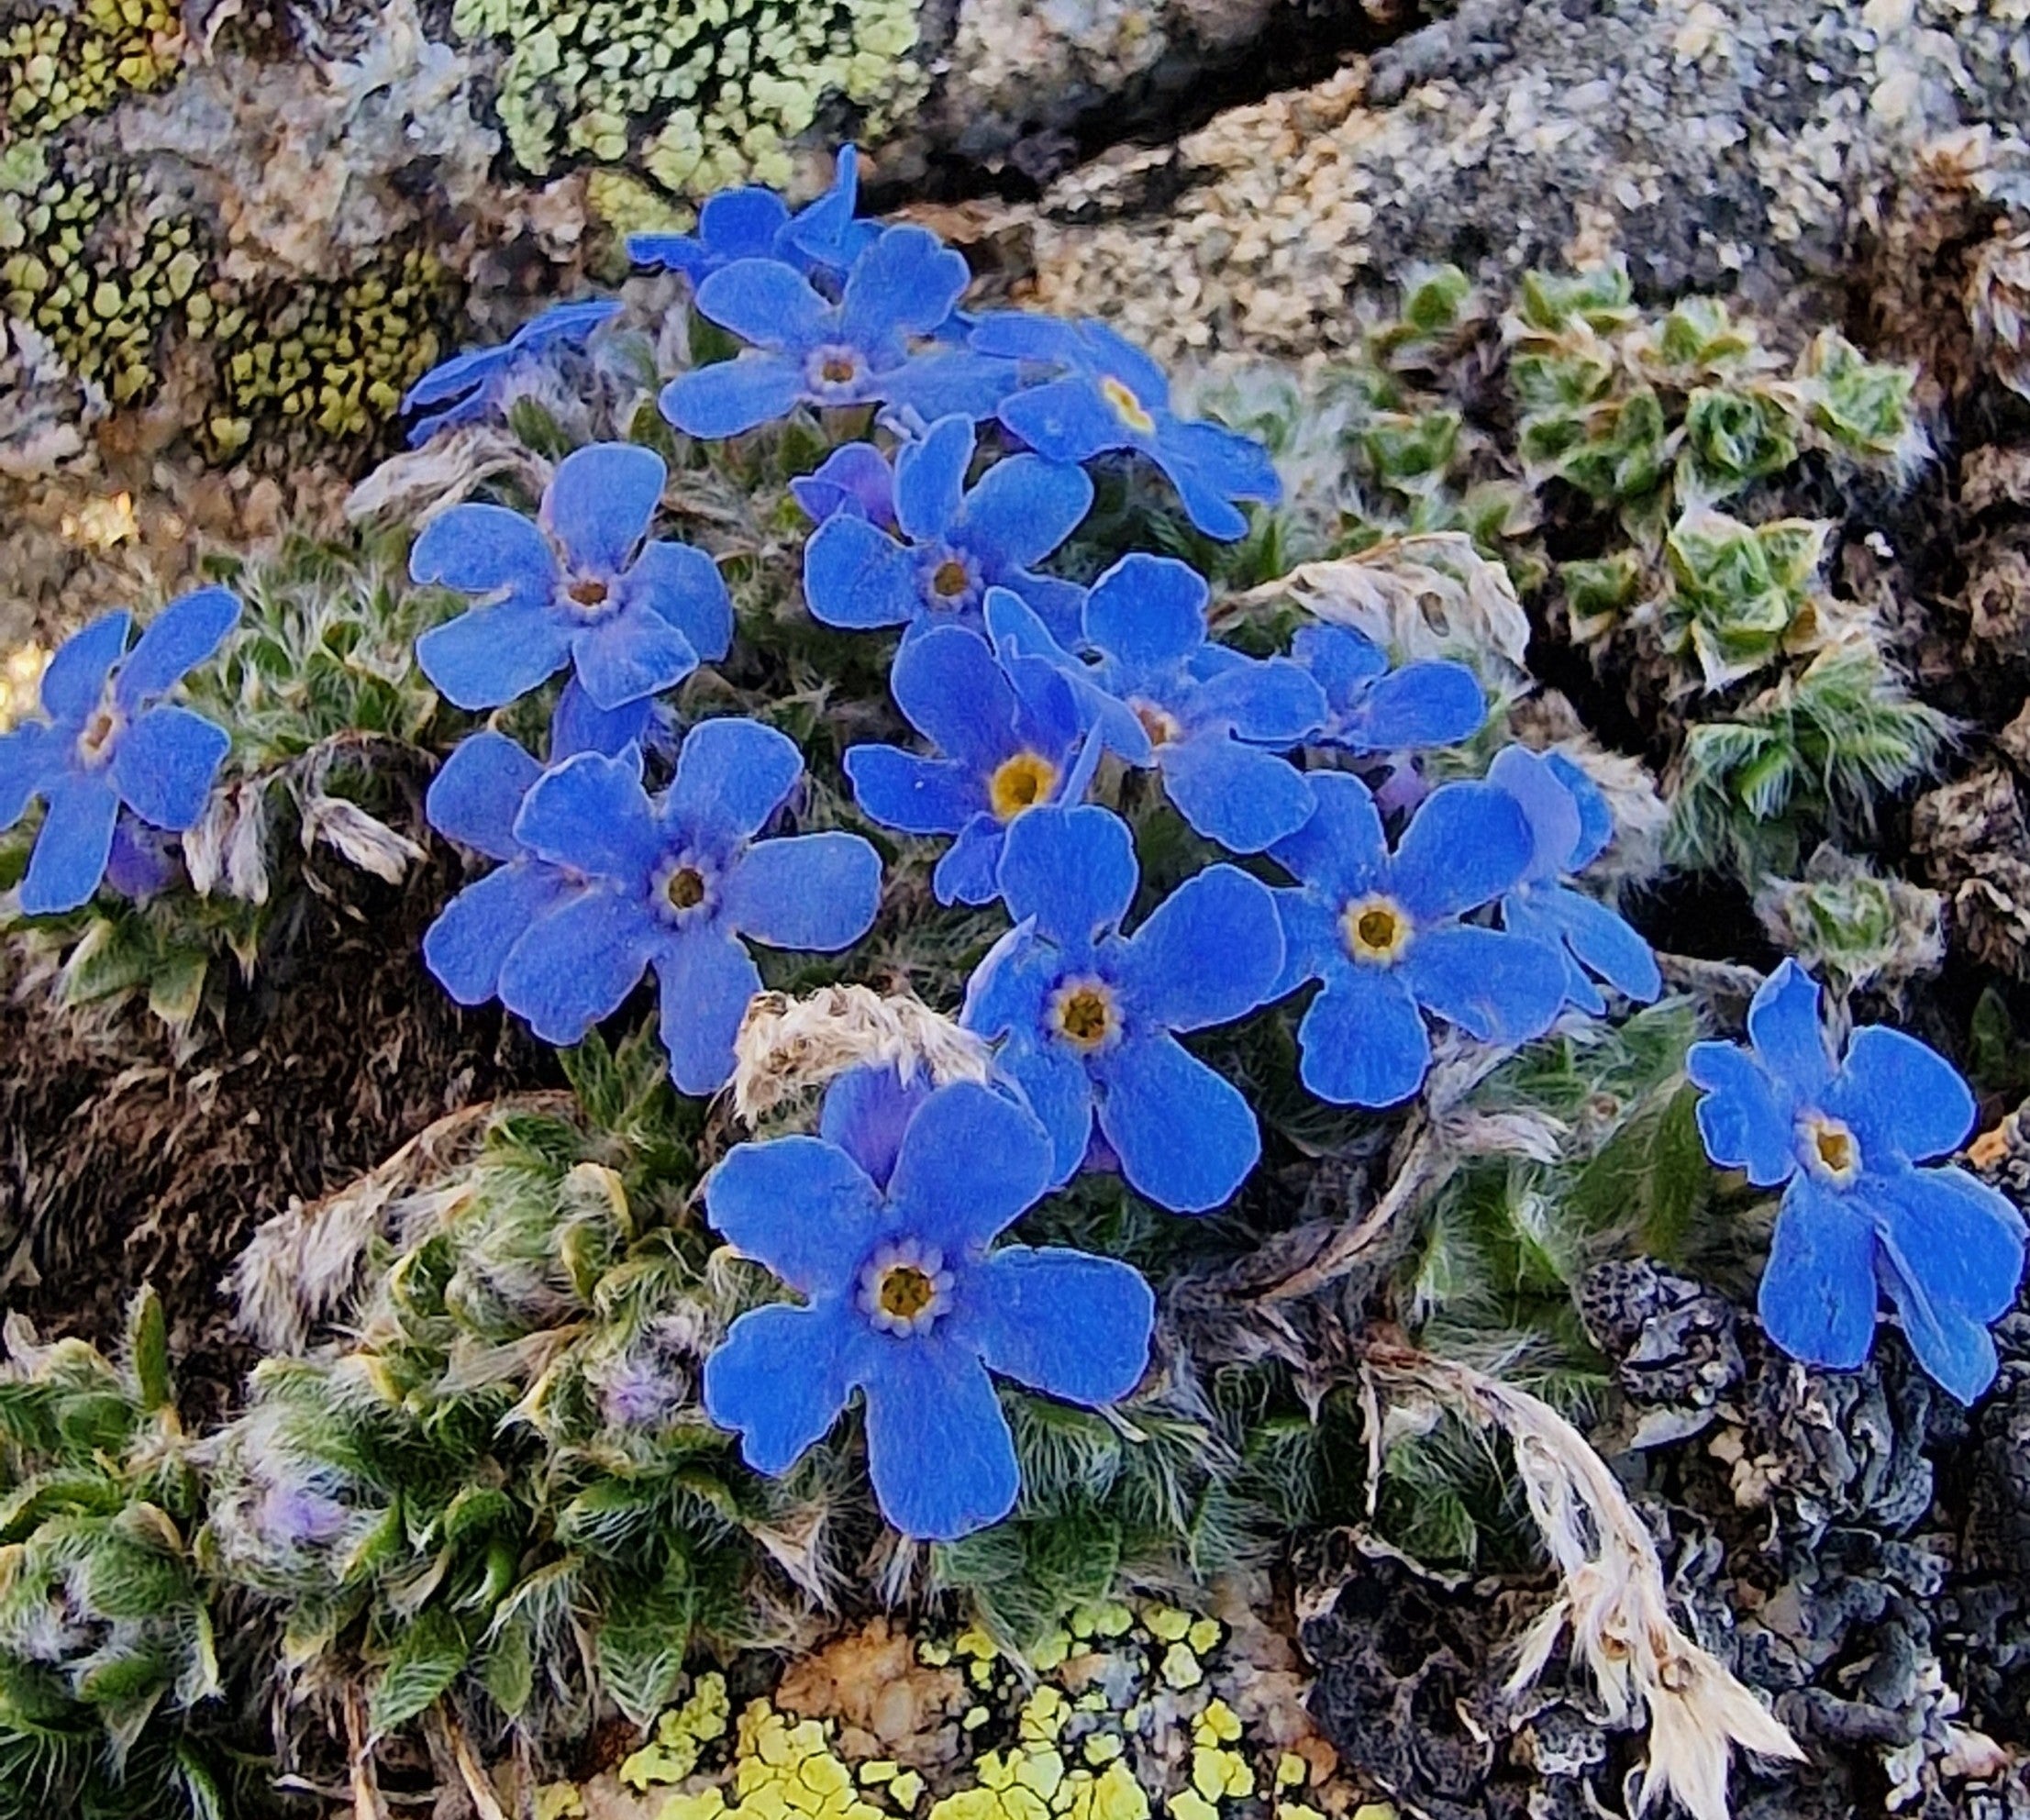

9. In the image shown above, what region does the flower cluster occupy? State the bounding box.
[1689,961,2025,1403]
[0,586,238,915]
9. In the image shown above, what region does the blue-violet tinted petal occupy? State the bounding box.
[718,831,881,950]
[1297,967,1431,1108]
[704,1302,864,1476]
[655,928,765,1095]
[1824,1025,1976,1167]
[886,1079,1055,1254]
[1114,862,1283,1033]
[862,1341,1019,1540]
[1094,1031,1260,1214]
[959,1247,1153,1404]
[1758,1174,1879,1371]
[995,803,1137,954]
[705,1131,882,1293]
[1390,781,1536,924]
[18,772,119,915]
[114,586,238,710]
[108,705,229,830]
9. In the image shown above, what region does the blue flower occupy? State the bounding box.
[1269,771,1569,1106]
[400,298,620,447]
[845,626,1100,905]
[492,717,882,1094]
[804,416,1093,645]
[991,553,1324,855]
[703,1071,1154,1539]
[1486,746,1660,1014]
[791,441,900,531]
[411,441,732,714]
[1291,624,1485,755]
[960,804,1283,1213]
[1687,961,2026,1404]
[420,685,638,1011]
[627,148,877,286]
[658,227,1018,439]
[971,314,1281,540]
[1,587,238,916]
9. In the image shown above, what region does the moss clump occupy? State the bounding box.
[449,0,923,210]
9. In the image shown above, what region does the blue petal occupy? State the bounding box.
[1547,751,1615,870]
[887,1080,1056,1254]
[496,887,654,1043]
[1390,782,1536,924]
[792,442,896,529]
[512,750,662,883]
[663,716,804,851]
[1486,746,1584,882]
[965,312,1089,364]
[804,515,923,630]
[1292,622,1387,696]
[783,146,865,272]
[1270,886,1341,996]
[108,705,228,830]
[428,733,540,860]
[1082,554,1208,674]
[862,1340,1019,1540]
[1869,1162,2025,1326]
[698,187,793,260]
[417,595,574,711]
[1297,967,1431,1107]
[1824,1026,1976,1166]
[424,862,576,1004]
[551,681,656,762]
[994,1035,1094,1189]
[1879,1257,2002,1405]
[995,804,1137,955]
[932,816,1007,905]
[1399,925,1568,1045]
[705,1132,882,1293]
[1077,321,1174,403]
[840,226,970,347]
[704,1302,864,1476]
[847,746,982,836]
[1758,1175,1878,1371]
[957,1247,1153,1404]
[1686,1040,1797,1188]
[103,816,174,901]
[18,772,119,915]
[659,354,807,438]
[987,591,1151,761]
[0,724,55,829]
[958,455,1093,569]
[1194,657,1326,745]
[893,415,973,542]
[720,831,881,950]
[509,297,621,356]
[820,1064,936,1193]
[999,376,1130,464]
[654,928,764,1095]
[401,343,497,414]
[39,611,131,722]
[1539,885,1659,1002]
[1347,661,1485,753]
[1160,735,1315,855]
[1115,863,1283,1033]
[876,351,1025,423]
[114,586,238,709]
[410,503,558,602]
[1093,1032,1260,1214]
[1155,418,1280,539]
[1267,771,1388,901]
[545,443,664,576]
[570,607,698,711]
[1747,960,1834,1103]
[891,625,1019,773]
[693,258,829,350]
[621,539,733,661]
[962,923,1053,1038]
[1004,573,1088,649]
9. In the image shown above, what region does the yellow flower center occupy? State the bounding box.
[1101,374,1156,436]
[930,558,971,599]
[1052,980,1117,1051]
[989,750,1058,822]
[75,704,121,765]
[877,1264,937,1322]
[665,865,707,911]
[1803,1114,1860,1184]
[1342,894,1412,964]
[820,355,858,385]
[567,577,609,609]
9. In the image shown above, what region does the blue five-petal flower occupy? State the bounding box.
[1,586,238,916]
[971,314,1281,540]
[1487,745,1660,1015]
[490,716,882,1094]
[660,226,1018,439]
[400,298,620,448]
[411,441,732,715]
[803,415,1093,646]
[845,625,1101,906]
[627,147,877,288]
[703,1071,1154,1540]
[1687,960,2026,1404]
[1269,771,1569,1107]
[991,553,1325,856]
[1291,623,1485,756]
[961,804,1283,1214]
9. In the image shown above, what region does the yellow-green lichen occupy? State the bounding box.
[3,0,182,139]
[447,0,925,216]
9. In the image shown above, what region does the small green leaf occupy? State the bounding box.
[368,1607,471,1737]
